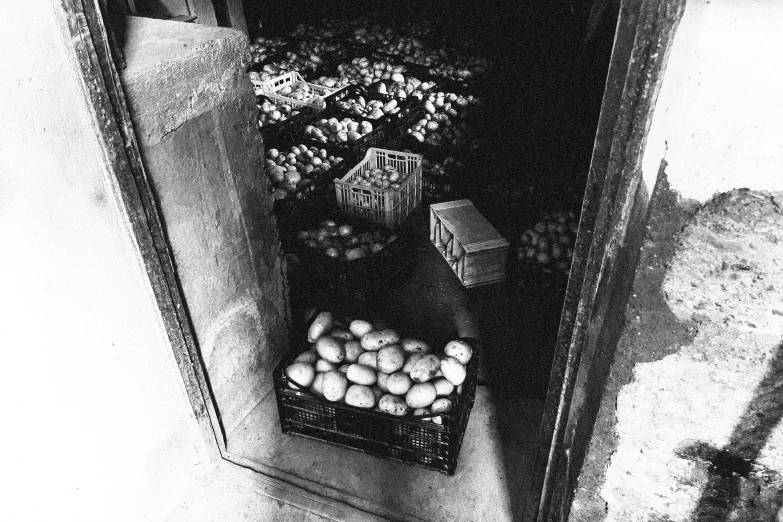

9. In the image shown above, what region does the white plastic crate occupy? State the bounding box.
[261,71,332,111]
[334,148,423,228]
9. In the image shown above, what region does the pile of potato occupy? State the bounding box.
[406,91,480,147]
[351,163,410,190]
[372,75,434,100]
[335,94,401,120]
[296,220,399,261]
[310,76,352,91]
[265,144,344,201]
[426,54,490,83]
[337,57,409,87]
[249,36,287,65]
[517,211,579,275]
[422,155,463,178]
[285,311,473,420]
[303,117,374,144]
[257,98,300,129]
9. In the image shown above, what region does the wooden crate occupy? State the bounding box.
[429,199,509,288]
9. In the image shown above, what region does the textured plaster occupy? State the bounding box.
[641,0,783,202]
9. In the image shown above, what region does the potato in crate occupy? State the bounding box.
[334,148,422,228]
[261,71,334,111]
[274,311,479,475]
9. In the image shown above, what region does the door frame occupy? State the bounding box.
[60,0,684,520]
[524,0,685,520]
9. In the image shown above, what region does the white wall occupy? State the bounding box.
[0,2,210,520]
[641,0,783,201]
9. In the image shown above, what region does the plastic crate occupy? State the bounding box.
[273,339,479,475]
[267,137,351,218]
[382,137,473,202]
[261,71,334,111]
[281,209,415,306]
[324,83,418,128]
[281,109,399,163]
[334,148,422,228]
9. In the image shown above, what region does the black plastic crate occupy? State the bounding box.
[324,83,419,129]
[274,107,400,163]
[273,339,479,475]
[280,207,415,305]
[257,101,316,143]
[266,136,352,218]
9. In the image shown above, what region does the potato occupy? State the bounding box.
[315,336,345,364]
[412,407,431,416]
[361,329,400,351]
[372,385,384,403]
[344,340,363,363]
[401,338,431,355]
[322,370,348,402]
[307,311,333,342]
[315,359,337,372]
[376,344,406,374]
[444,339,473,365]
[345,384,375,408]
[431,397,453,414]
[338,364,351,374]
[406,382,437,408]
[376,371,391,392]
[285,362,315,388]
[441,356,467,386]
[346,363,377,385]
[402,352,425,373]
[294,350,319,364]
[379,394,409,416]
[349,319,374,338]
[330,328,355,341]
[357,350,378,369]
[311,372,325,397]
[386,372,413,395]
[433,377,455,396]
[409,354,441,383]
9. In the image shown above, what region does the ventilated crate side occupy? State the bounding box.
[334,148,422,228]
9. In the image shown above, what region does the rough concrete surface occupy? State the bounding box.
[571,185,783,521]
[121,16,252,146]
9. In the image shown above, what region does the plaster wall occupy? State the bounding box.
[120,17,288,437]
[641,0,783,202]
[570,1,783,520]
[0,2,210,520]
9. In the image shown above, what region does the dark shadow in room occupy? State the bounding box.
[677,340,783,521]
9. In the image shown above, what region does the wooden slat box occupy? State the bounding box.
[430,199,509,288]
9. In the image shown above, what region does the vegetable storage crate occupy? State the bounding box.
[279,209,415,307]
[273,340,479,475]
[261,71,334,111]
[430,199,510,288]
[334,148,422,228]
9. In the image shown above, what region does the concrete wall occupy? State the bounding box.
[0,2,210,520]
[571,1,783,520]
[121,17,288,438]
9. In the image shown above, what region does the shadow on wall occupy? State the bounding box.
[677,339,783,521]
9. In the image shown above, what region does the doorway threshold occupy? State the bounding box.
[224,385,543,522]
